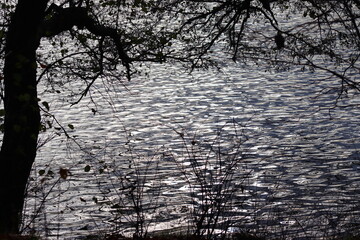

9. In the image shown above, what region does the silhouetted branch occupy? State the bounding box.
[41,4,132,79]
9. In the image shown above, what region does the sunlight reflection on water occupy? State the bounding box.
[23,59,360,239]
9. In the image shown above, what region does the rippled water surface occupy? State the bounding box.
[24,58,360,239]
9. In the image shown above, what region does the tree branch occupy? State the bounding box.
[41,4,132,79]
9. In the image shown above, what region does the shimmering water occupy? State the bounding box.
[21,57,360,239]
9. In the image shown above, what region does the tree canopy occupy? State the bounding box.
[1,1,359,97]
[0,0,359,235]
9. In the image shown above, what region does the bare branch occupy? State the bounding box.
[41,4,132,79]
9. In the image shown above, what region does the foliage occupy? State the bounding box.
[1,0,359,105]
[172,120,250,239]
[1,0,360,236]
[99,155,163,239]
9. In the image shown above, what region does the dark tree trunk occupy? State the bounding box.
[0,0,48,234]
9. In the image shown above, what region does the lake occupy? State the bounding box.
[21,55,360,239]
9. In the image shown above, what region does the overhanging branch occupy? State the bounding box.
[41,4,132,79]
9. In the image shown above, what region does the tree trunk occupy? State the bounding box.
[0,0,48,234]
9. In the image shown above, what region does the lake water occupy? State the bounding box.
[21,55,360,239]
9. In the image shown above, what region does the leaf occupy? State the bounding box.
[77,34,87,44]
[39,63,48,69]
[78,225,88,230]
[111,204,121,209]
[38,169,46,176]
[84,165,91,172]
[59,168,69,179]
[40,123,47,132]
[68,124,74,129]
[48,170,54,176]
[60,49,68,56]
[159,37,168,45]
[42,101,50,111]
[46,120,52,129]
[134,0,141,6]
[309,10,316,19]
